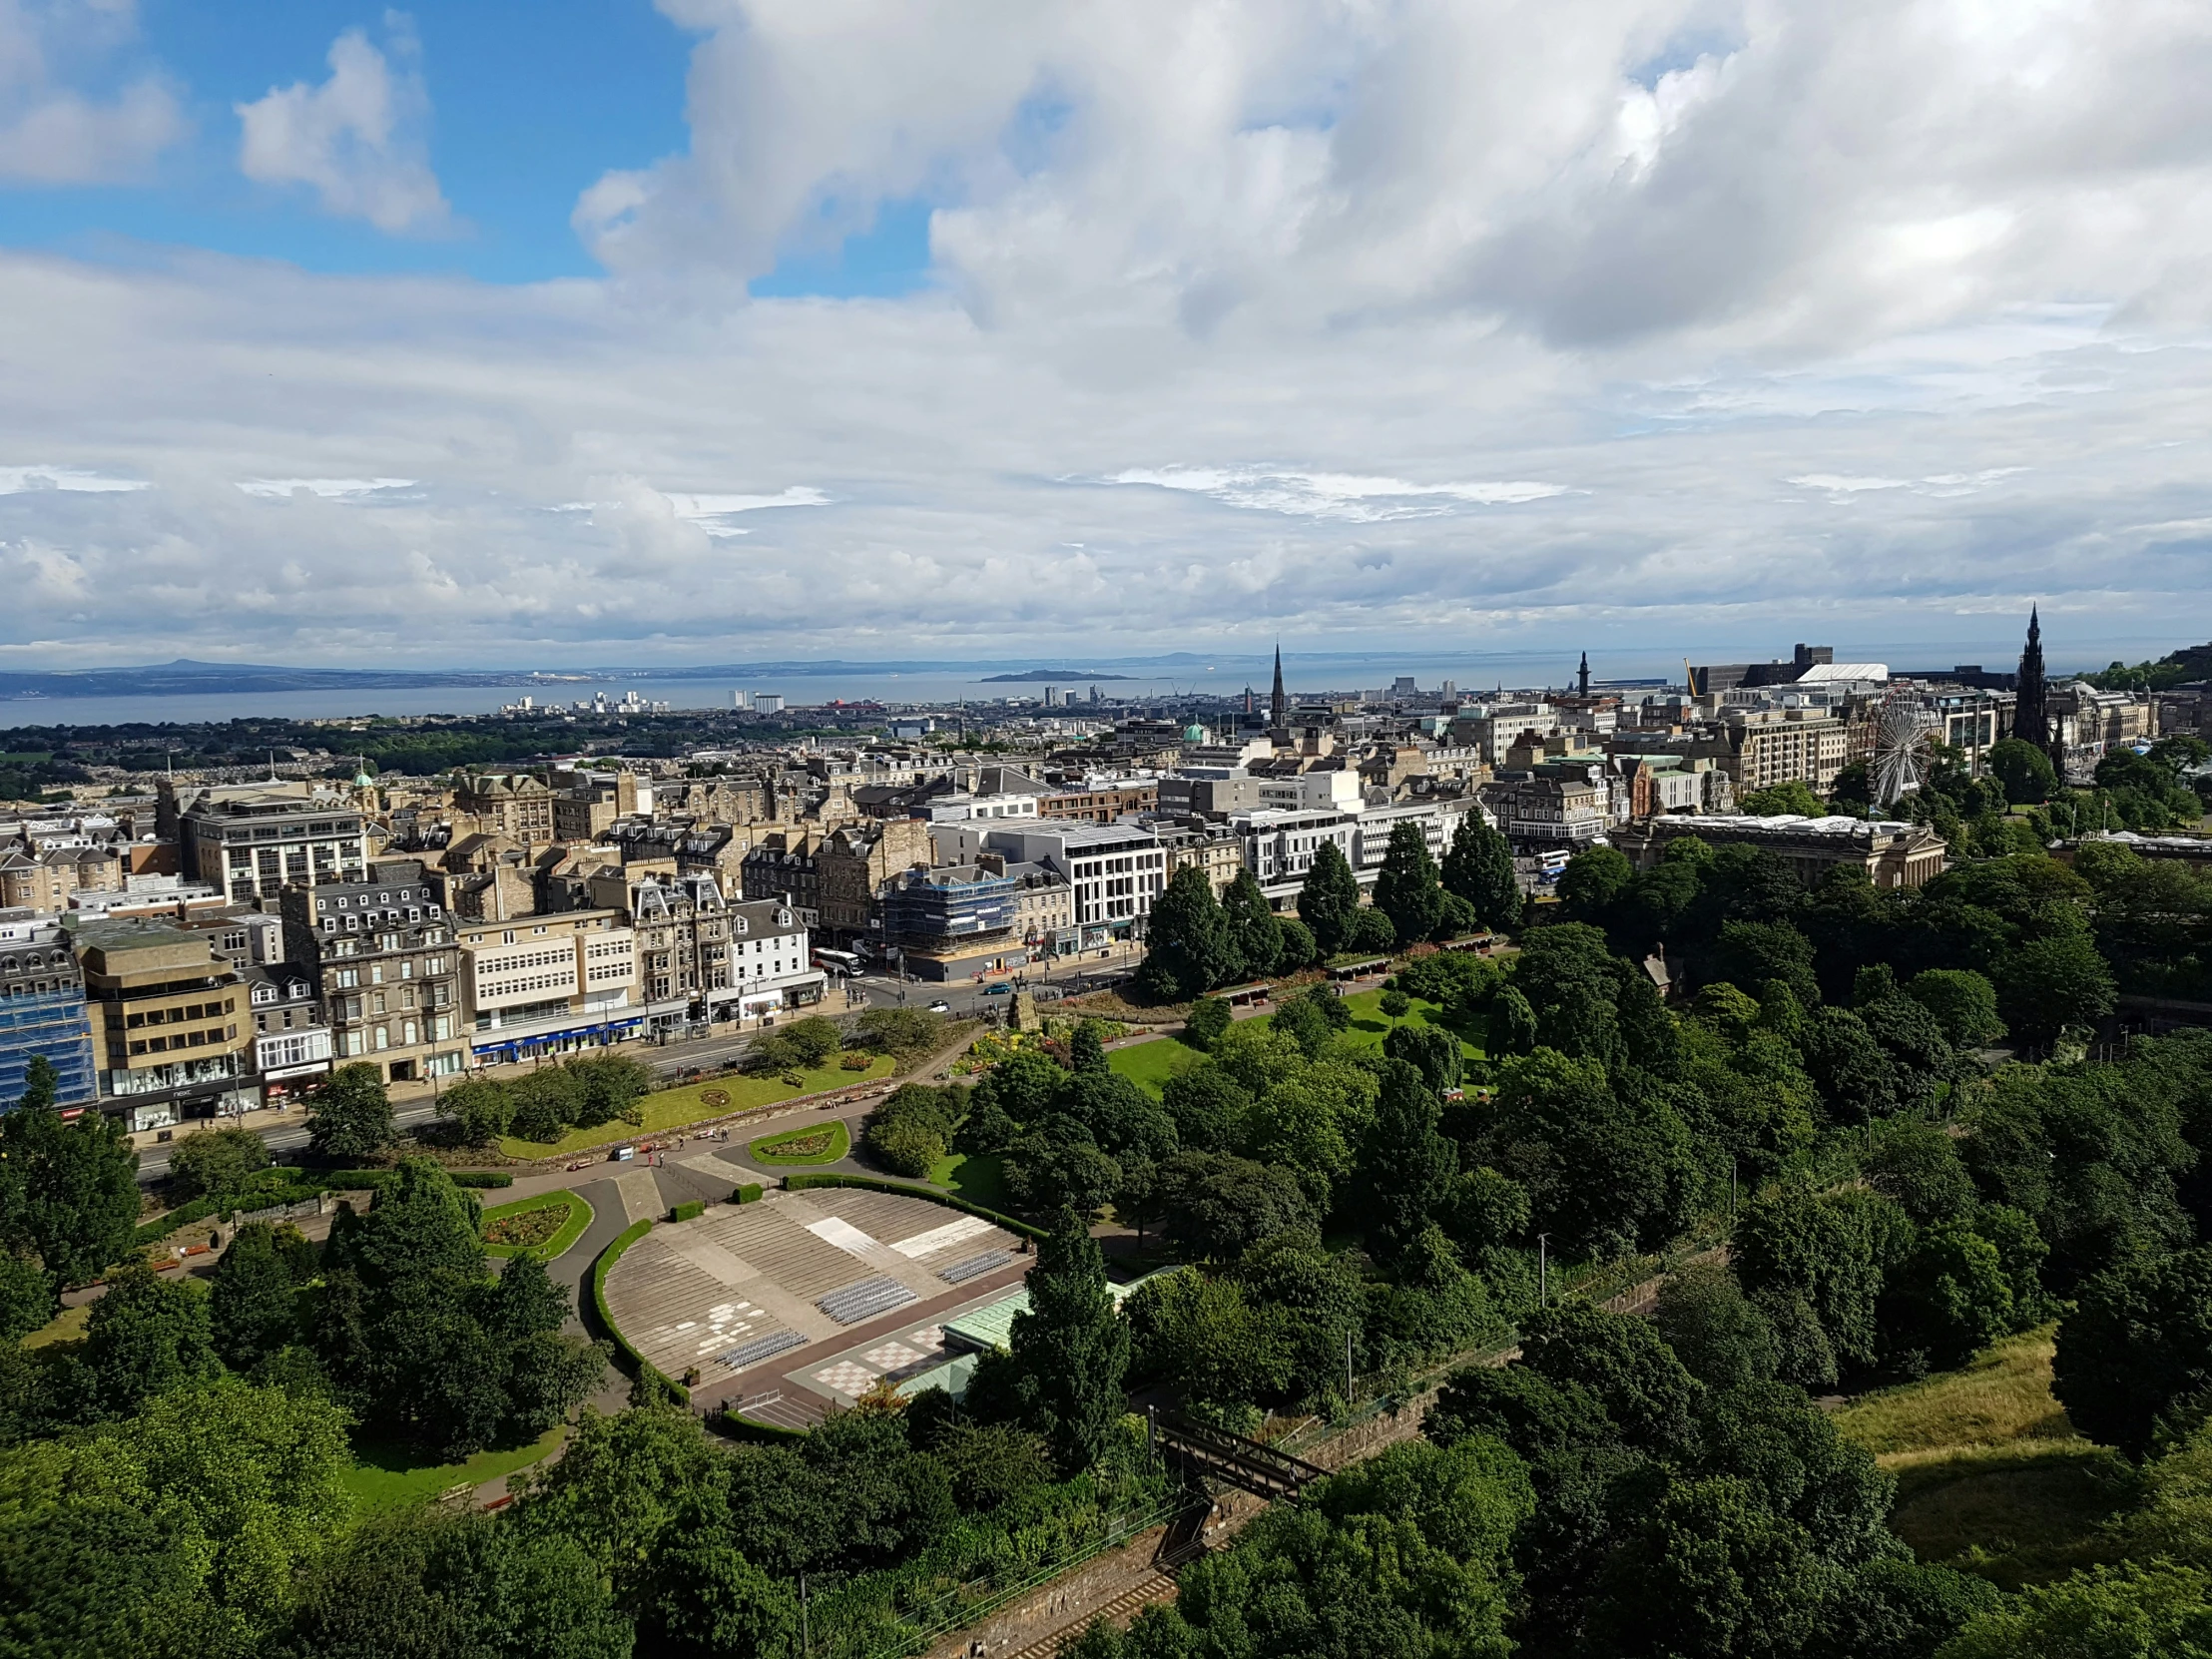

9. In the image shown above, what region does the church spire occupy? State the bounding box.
[1577,651,1591,697]
[1269,643,1287,733]
[2014,604,2050,753]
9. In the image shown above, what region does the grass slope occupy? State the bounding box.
[341,1424,567,1514]
[478,1190,594,1261]
[1108,1035,1208,1097]
[749,1120,851,1166]
[927,1151,1011,1211]
[1833,1326,2132,1587]
[497,1057,894,1159]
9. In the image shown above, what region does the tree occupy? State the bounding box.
[1490,984,1538,1055]
[1070,1022,1109,1075]
[1804,1006,1904,1122]
[211,1221,302,1373]
[0,1091,140,1287]
[1373,821,1447,944]
[434,1078,513,1147]
[1483,1049,1698,1258]
[1865,1117,1976,1225]
[1137,865,1235,1001]
[507,1065,586,1139]
[1653,1263,1780,1390]
[305,1062,396,1162]
[1358,1059,1458,1261]
[82,1262,223,1416]
[1219,868,1284,981]
[638,1536,798,1658]
[331,1158,486,1290]
[1000,1212,1130,1476]
[1274,915,1319,971]
[1159,1065,1250,1152]
[1586,1475,1831,1659]
[1379,987,1411,1020]
[1986,737,2058,806]
[1182,996,1232,1052]
[1991,933,2117,1043]
[777,1016,843,1069]
[566,1050,658,1125]
[166,1126,273,1202]
[1126,1268,1294,1413]
[0,1251,56,1341]
[1881,1221,2013,1371]
[1906,969,2005,1049]
[1442,812,1521,931]
[2054,1246,2212,1457]
[481,1252,605,1439]
[1713,919,1822,1010]
[1936,1563,2212,1659]
[1157,1151,1316,1259]
[1734,1183,1913,1376]
[1383,1021,1461,1096]
[1557,844,1634,924]
[1513,923,1625,1060]
[1296,841,1363,957]
[7,1379,352,1655]
[1741,780,1828,817]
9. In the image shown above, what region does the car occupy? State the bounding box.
[982,983,1012,995]
[926,999,952,1013]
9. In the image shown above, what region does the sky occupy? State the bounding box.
[1,0,2210,673]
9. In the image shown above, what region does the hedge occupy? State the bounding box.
[782,1173,1047,1242]
[318,1169,513,1191]
[716,1405,810,1443]
[732,1183,764,1205]
[669,1200,705,1223]
[587,1218,690,1406]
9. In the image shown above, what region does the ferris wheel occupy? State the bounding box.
[1870,695,1937,805]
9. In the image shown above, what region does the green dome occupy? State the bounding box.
[1183,723,1207,743]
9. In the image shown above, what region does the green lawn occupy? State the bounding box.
[749,1120,851,1165]
[929,1151,1011,1211]
[22,1304,90,1350]
[496,1057,894,1158]
[479,1190,594,1260]
[341,1424,567,1514]
[1108,1035,1209,1097]
[1316,989,1488,1061]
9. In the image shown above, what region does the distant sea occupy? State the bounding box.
[0,639,2144,733]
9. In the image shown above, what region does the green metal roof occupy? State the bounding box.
[939,1272,1170,1355]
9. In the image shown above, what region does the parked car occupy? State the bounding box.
[926,999,952,1013]
[611,1146,636,1162]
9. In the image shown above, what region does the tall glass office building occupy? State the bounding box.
[0,915,97,1109]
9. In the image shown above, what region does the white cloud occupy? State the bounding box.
[235,477,416,499]
[0,465,149,494]
[661,486,830,535]
[10,1,2212,668]
[1106,467,1569,521]
[0,0,183,183]
[236,16,449,234]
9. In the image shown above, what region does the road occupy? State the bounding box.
[132,956,1141,1184]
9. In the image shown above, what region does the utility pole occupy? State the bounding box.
[1729,1156,1737,1220]
[800,1573,809,1657]
[1536,1233,1549,1309]
[1346,1329,1356,1402]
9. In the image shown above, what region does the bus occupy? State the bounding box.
[813,948,863,975]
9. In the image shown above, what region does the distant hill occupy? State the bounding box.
[978,670,1134,683]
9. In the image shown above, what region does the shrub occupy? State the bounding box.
[731,1184,764,1205]
[668,1200,705,1223]
[1183,997,1232,1051]
[782,1016,844,1068]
